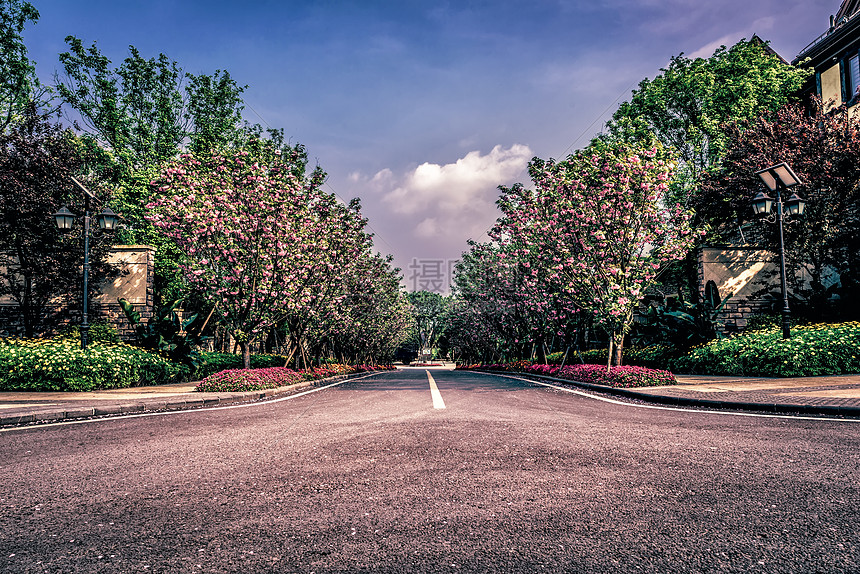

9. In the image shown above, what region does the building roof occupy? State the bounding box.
[837,0,860,22]
[794,1,860,65]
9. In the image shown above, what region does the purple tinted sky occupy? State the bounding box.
[23,0,838,290]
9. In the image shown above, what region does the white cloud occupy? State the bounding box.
[381,144,532,216]
[359,144,531,253]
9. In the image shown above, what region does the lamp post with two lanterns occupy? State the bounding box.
[52,177,119,350]
[751,162,806,340]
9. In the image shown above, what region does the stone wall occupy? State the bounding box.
[0,245,154,340]
[697,246,779,331]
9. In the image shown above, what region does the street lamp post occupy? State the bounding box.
[752,163,806,340]
[52,177,119,350]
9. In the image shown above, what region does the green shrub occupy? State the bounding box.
[744,313,809,332]
[58,320,120,344]
[674,322,860,377]
[0,338,185,391]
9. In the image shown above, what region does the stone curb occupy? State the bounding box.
[476,370,860,418]
[0,372,375,429]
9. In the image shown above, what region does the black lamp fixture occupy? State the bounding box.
[53,177,119,350]
[752,162,806,340]
[53,205,75,230]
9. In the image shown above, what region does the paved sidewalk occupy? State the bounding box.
[574,374,860,417]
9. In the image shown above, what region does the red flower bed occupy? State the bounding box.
[458,362,675,388]
[195,364,396,392]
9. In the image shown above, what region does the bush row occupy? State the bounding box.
[540,322,860,377]
[0,338,185,392]
[674,322,860,377]
[0,337,398,393]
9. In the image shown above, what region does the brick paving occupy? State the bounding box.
[617,374,860,415]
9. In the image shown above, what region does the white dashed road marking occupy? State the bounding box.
[427,371,446,409]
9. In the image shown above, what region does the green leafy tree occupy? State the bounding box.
[0,0,45,132]
[601,38,811,304]
[319,253,411,365]
[406,291,450,359]
[55,38,249,306]
[185,70,245,153]
[56,37,247,166]
[603,38,811,206]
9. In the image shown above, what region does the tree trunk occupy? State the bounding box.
[607,330,624,371]
[559,346,570,370]
[240,341,251,370]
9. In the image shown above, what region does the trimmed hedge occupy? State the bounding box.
[0,338,185,392]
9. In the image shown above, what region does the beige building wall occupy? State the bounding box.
[821,64,843,110]
[0,245,155,339]
[94,246,152,306]
[698,246,841,331]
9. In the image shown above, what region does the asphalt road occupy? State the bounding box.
[1,369,859,573]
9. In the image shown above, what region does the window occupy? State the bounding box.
[849,54,860,100]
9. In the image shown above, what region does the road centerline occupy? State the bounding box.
[426,370,446,409]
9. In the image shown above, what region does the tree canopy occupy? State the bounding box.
[696,98,860,319]
[0,104,113,337]
[603,38,812,206]
[56,37,246,166]
[0,0,44,133]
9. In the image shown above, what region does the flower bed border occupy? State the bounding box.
[474,369,860,418]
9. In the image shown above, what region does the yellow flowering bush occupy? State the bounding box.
[673,321,860,377]
[0,338,185,391]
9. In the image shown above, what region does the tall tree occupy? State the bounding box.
[695,98,860,318]
[56,37,246,166]
[604,38,811,206]
[502,143,699,368]
[406,291,449,358]
[148,139,373,368]
[0,104,112,337]
[0,0,44,133]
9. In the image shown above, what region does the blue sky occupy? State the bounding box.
[23,0,839,290]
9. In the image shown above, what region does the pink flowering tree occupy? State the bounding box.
[147,142,368,368]
[499,142,699,368]
[315,253,412,364]
[451,239,581,363]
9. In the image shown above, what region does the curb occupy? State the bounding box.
[0,372,379,429]
[473,370,860,419]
